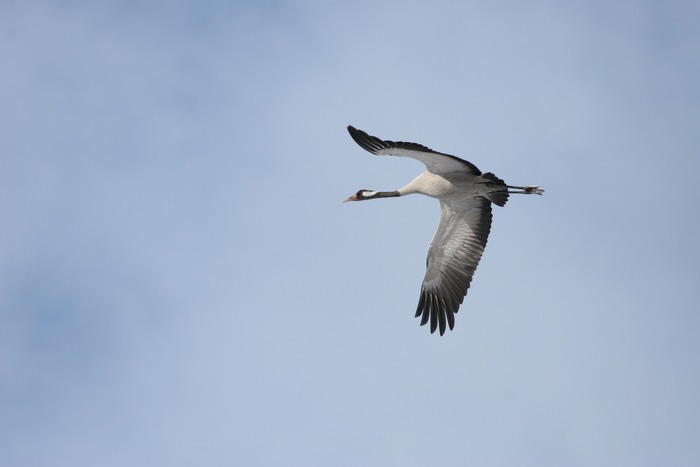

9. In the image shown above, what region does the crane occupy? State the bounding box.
[343,125,543,335]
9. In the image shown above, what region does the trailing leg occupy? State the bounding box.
[507,185,544,195]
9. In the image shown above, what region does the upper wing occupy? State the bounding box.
[415,197,492,335]
[347,125,481,175]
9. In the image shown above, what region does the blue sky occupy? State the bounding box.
[1,1,699,465]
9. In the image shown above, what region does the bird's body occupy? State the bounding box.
[344,125,543,336]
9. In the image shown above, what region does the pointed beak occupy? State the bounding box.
[341,194,357,203]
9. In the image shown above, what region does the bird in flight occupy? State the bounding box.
[343,125,543,335]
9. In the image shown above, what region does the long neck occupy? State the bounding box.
[369,190,401,199]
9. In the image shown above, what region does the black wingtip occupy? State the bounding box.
[347,125,362,139]
[415,290,458,336]
[347,125,382,155]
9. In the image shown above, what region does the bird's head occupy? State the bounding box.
[342,189,379,203]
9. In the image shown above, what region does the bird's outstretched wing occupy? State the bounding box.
[415,197,492,335]
[347,125,481,176]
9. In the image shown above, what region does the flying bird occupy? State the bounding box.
[343,125,543,335]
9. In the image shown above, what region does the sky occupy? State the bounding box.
[1,0,699,465]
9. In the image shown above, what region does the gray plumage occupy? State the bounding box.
[344,126,543,335]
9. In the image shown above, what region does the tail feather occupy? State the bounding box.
[480,172,509,207]
[485,190,509,207]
